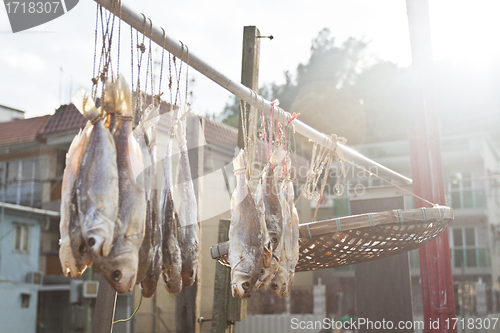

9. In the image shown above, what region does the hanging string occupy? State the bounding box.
[116,0,122,75]
[341,158,438,207]
[130,26,134,93]
[168,52,173,109]
[184,44,190,104]
[112,294,143,325]
[91,4,100,99]
[156,28,167,106]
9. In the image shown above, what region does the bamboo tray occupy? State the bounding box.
[210,206,453,271]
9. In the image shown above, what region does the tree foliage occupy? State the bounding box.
[219,28,414,145]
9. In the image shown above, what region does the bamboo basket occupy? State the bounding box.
[210,206,453,271]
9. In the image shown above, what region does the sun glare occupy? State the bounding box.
[429,0,500,68]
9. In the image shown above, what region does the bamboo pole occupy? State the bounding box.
[93,0,412,186]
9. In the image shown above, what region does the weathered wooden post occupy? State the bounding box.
[211,219,247,333]
[211,25,261,333]
[92,274,117,333]
[351,197,414,333]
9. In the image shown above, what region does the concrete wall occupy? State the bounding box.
[0,281,39,333]
[0,210,41,282]
[0,209,42,333]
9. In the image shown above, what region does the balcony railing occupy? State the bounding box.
[1,179,43,208]
[448,188,485,209]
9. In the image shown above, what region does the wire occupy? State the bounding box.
[112,293,142,325]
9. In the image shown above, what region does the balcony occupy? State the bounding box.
[448,188,485,210]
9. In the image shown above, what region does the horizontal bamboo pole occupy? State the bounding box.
[95,0,412,185]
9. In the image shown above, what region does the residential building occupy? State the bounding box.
[312,132,500,320]
[0,113,61,333]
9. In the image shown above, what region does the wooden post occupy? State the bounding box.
[211,24,259,333]
[211,219,246,333]
[238,26,261,190]
[175,115,204,333]
[237,25,260,150]
[351,197,414,333]
[92,274,117,333]
[406,1,456,332]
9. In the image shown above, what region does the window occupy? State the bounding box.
[0,158,42,208]
[13,224,30,253]
[449,227,489,268]
[448,172,485,209]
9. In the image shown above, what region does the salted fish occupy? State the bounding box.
[140,188,163,298]
[288,184,300,287]
[72,91,119,258]
[137,105,163,297]
[260,147,286,251]
[135,105,159,284]
[254,178,278,290]
[161,124,182,294]
[59,122,93,277]
[93,77,147,293]
[175,110,199,287]
[270,173,292,297]
[229,150,272,298]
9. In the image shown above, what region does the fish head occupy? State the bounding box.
[83,214,114,257]
[162,272,182,294]
[100,248,138,294]
[68,234,93,273]
[271,268,289,298]
[141,278,159,298]
[231,261,259,298]
[181,266,196,287]
[255,257,279,290]
[262,242,273,268]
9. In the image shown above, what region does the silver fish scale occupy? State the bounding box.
[77,120,119,258]
[176,117,199,288]
[229,157,269,299]
[95,112,147,294]
[60,124,93,277]
[161,136,182,294]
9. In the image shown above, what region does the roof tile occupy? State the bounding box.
[0,115,50,147]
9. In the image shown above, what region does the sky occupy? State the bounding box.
[0,0,499,120]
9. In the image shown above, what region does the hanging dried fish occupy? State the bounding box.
[93,77,147,293]
[59,122,93,277]
[270,177,291,298]
[254,168,278,290]
[175,109,199,287]
[289,200,300,287]
[72,90,119,258]
[260,147,286,251]
[229,150,272,298]
[137,105,163,297]
[161,122,183,294]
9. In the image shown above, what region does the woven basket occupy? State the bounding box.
[211,206,453,271]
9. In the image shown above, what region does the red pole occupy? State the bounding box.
[406,1,457,332]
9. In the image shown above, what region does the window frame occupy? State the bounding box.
[12,223,30,254]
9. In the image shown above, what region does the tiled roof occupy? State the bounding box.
[38,104,86,138]
[0,115,50,147]
[203,117,238,153]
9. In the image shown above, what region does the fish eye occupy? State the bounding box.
[79,244,87,253]
[271,237,278,243]
[112,270,122,282]
[271,283,278,291]
[88,237,96,247]
[261,269,265,274]
[242,282,250,291]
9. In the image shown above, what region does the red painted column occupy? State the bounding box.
[406,1,457,332]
